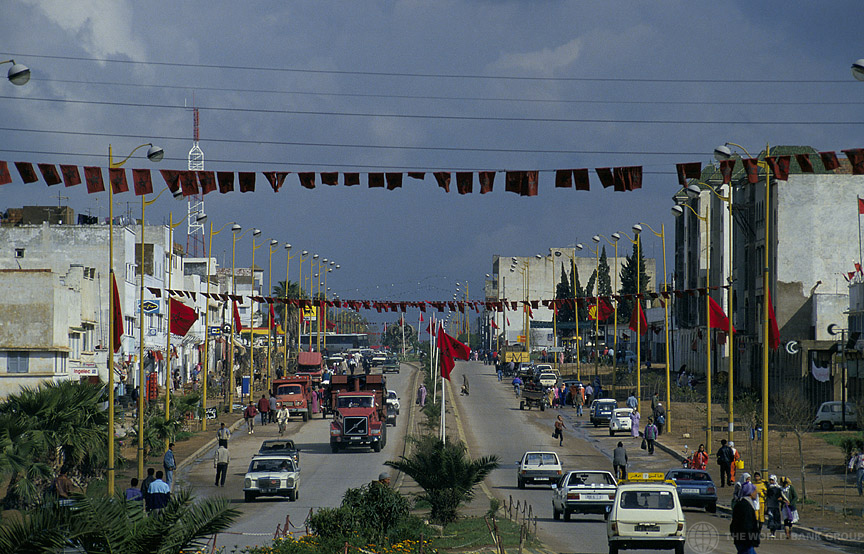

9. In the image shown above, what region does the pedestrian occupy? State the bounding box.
[717,439,734,487]
[730,481,761,554]
[217,422,231,448]
[630,408,641,438]
[375,472,391,488]
[125,478,144,502]
[311,386,320,413]
[52,466,75,502]
[140,467,156,510]
[497,366,503,381]
[214,444,230,487]
[148,471,171,512]
[651,392,660,414]
[691,443,709,470]
[729,441,741,483]
[276,403,289,435]
[553,415,566,446]
[732,472,752,510]
[163,442,176,490]
[512,376,523,397]
[416,383,427,407]
[644,418,658,455]
[575,384,584,416]
[764,475,783,538]
[653,402,666,436]
[257,394,270,426]
[848,447,864,496]
[626,391,638,410]
[584,383,594,406]
[752,472,767,527]
[244,401,258,434]
[269,392,278,423]
[613,441,628,480]
[780,476,798,539]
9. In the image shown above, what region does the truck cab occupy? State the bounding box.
[272,375,312,422]
[329,374,388,452]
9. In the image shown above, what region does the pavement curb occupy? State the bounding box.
[654,438,864,548]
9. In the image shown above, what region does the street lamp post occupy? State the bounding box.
[715,142,772,469]
[590,238,602,383]
[248,229,263,402]
[203,220,234,436]
[229,225,252,412]
[618,228,644,414]
[0,59,30,85]
[107,142,163,494]
[283,244,297,372]
[639,221,672,432]
[267,239,279,391]
[673,192,713,449]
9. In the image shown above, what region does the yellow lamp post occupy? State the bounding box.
[617,228,645,414]
[248,229,263,402]
[638,221,671,432]
[598,234,621,358]
[136,185,177,480]
[509,258,530,357]
[283,244,299,372]
[714,142,772,469]
[265,239,279,391]
[673,195,712,448]
[323,262,339,351]
[108,142,163,494]
[589,238,603,383]
[554,244,584,378]
[202,220,235,434]
[229,225,252,412]
[164,210,208,452]
[297,251,309,354]
[309,254,319,350]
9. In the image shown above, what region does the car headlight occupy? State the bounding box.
[245,478,252,488]
[286,477,295,487]
[330,427,342,436]
[371,427,382,435]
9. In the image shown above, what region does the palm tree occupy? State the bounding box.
[273,280,303,351]
[0,488,239,554]
[385,436,498,524]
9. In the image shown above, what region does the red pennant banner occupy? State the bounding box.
[795,154,814,173]
[0,161,11,185]
[84,167,105,193]
[819,151,840,171]
[456,172,473,194]
[132,169,153,195]
[368,173,384,188]
[169,297,198,337]
[197,171,216,195]
[321,172,338,186]
[386,173,403,190]
[15,162,38,183]
[264,171,290,192]
[434,172,451,192]
[217,171,235,193]
[238,172,256,192]
[38,163,62,186]
[109,167,129,194]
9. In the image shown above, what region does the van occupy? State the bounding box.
[814,401,858,430]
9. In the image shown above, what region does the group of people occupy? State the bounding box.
[731,471,799,552]
[124,467,172,512]
[244,389,327,435]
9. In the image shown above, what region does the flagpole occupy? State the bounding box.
[440,359,446,443]
[858,196,862,270]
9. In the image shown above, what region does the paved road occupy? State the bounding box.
[177,365,417,552]
[448,360,859,554]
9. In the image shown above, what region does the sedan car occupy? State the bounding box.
[552,470,617,520]
[386,390,401,414]
[243,455,300,502]
[382,357,400,373]
[664,468,717,512]
[609,408,634,436]
[257,439,301,467]
[517,451,562,489]
[591,399,618,427]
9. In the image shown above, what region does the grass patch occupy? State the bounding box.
[175,430,194,442]
[820,430,861,448]
[428,516,537,550]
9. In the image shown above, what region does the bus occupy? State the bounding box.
[300,333,369,353]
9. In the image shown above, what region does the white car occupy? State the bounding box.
[607,475,686,554]
[243,455,300,503]
[517,451,562,489]
[552,470,617,520]
[386,389,400,414]
[609,408,634,436]
[536,372,558,388]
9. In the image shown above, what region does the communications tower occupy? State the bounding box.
[186,102,205,257]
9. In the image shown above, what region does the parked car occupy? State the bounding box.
[607,475,686,554]
[551,470,618,520]
[257,439,301,467]
[814,401,858,430]
[243,455,300,502]
[609,408,634,436]
[664,468,717,512]
[517,451,562,489]
[591,399,618,427]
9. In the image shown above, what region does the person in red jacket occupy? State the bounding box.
[257,394,270,426]
[691,443,709,470]
[244,401,258,434]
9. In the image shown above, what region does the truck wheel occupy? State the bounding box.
[553,505,560,520]
[373,441,382,452]
[244,492,255,503]
[520,401,525,410]
[674,543,684,554]
[331,444,340,453]
[608,545,618,554]
[288,489,297,502]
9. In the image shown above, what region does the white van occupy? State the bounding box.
[814,401,857,430]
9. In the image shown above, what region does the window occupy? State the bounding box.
[619,490,675,510]
[69,333,81,360]
[14,248,24,258]
[8,352,29,373]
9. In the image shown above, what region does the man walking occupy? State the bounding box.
[644,418,658,455]
[148,471,171,512]
[214,444,230,487]
[626,391,638,410]
[257,394,270,426]
[613,441,628,480]
[848,447,864,496]
[244,401,258,434]
[217,422,231,448]
[653,402,666,436]
[163,443,176,490]
[268,392,278,423]
[717,439,735,487]
[140,467,156,510]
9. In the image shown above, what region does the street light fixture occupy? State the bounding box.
[1,59,30,85]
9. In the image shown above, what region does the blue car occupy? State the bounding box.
[590,399,617,427]
[664,468,717,512]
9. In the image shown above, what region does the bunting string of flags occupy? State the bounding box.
[2,148,862,195]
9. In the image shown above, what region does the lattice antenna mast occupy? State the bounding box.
[187,97,205,257]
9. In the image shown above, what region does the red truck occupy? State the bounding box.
[296,351,324,385]
[328,374,387,453]
[272,375,313,422]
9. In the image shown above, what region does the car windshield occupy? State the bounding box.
[619,490,676,510]
[668,471,711,482]
[569,473,615,486]
[388,391,397,399]
[276,385,303,395]
[249,459,295,472]
[525,453,559,465]
[259,441,295,452]
[337,396,373,408]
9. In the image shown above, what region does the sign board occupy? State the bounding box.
[208,326,222,337]
[303,305,318,321]
[517,335,526,343]
[504,351,530,363]
[73,366,99,376]
[547,347,564,353]
[138,300,160,314]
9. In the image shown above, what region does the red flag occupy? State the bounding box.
[238,172,256,192]
[264,171,289,192]
[386,173,403,190]
[419,313,424,323]
[0,161,11,185]
[490,320,498,329]
[819,151,840,171]
[555,169,573,188]
[15,162,38,183]
[765,155,791,181]
[708,296,735,333]
[795,154,814,173]
[132,168,153,195]
[857,262,863,274]
[434,172,451,193]
[269,304,277,329]
[589,298,613,321]
[38,163,62,186]
[109,167,129,194]
[84,166,105,193]
[479,171,495,194]
[456,172,473,194]
[437,327,470,381]
[233,301,243,332]
[573,168,590,191]
[344,173,360,186]
[858,197,864,215]
[169,297,198,337]
[321,172,338,186]
[197,171,217,195]
[368,173,385,188]
[742,158,760,184]
[675,162,701,186]
[628,302,647,336]
[217,171,235,193]
[112,274,123,353]
[766,288,780,350]
[719,159,736,184]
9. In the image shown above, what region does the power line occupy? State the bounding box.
[38,77,864,107]
[2,95,861,125]
[1,52,853,84]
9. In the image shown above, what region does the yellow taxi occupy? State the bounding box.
[607,473,686,554]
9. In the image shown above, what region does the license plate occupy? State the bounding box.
[681,488,699,494]
[635,524,660,532]
[582,494,606,500]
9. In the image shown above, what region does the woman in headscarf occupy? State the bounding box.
[629,408,641,438]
